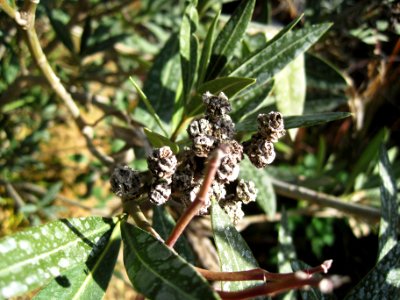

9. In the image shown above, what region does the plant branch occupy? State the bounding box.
[270,177,381,222]
[166,146,226,247]
[0,0,17,19]
[10,1,115,167]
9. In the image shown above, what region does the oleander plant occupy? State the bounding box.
[1,0,399,299]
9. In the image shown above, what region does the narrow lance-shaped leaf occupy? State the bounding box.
[142,34,181,124]
[130,77,168,136]
[44,5,74,53]
[33,220,122,300]
[0,217,117,299]
[344,242,400,299]
[230,24,331,105]
[239,157,276,217]
[205,0,256,80]
[378,145,398,262]
[211,199,261,291]
[121,222,220,300]
[236,112,352,133]
[197,11,220,86]
[144,128,180,154]
[152,206,196,264]
[180,3,199,104]
[274,54,306,140]
[231,80,274,123]
[345,128,387,193]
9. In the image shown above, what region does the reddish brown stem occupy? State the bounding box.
[166,146,226,248]
[218,276,332,299]
[195,260,333,282]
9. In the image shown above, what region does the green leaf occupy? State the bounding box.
[345,128,387,193]
[180,3,199,102]
[230,23,331,79]
[206,0,256,80]
[188,77,255,116]
[197,11,220,86]
[44,6,74,53]
[278,210,297,300]
[83,34,128,56]
[211,199,261,291]
[142,34,181,124]
[39,182,63,206]
[33,221,121,300]
[274,54,306,140]
[304,54,347,114]
[344,243,400,299]
[231,80,274,123]
[143,128,180,153]
[239,157,276,217]
[152,206,196,264]
[130,77,168,136]
[236,112,352,134]
[378,145,399,262]
[121,222,219,300]
[0,217,117,299]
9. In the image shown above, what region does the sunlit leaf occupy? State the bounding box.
[180,3,199,102]
[144,128,179,153]
[274,54,306,140]
[130,77,168,136]
[152,206,196,264]
[206,0,256,80]
[197,11,220,86]
[121,222,219,300]
[0,217,117,299]
[34,221,121,300]
[239,157,276,217]
[211,199,261,291]
[378,145,398,262]
[230,23,331,106]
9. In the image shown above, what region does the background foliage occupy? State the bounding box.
[0,0,399,299]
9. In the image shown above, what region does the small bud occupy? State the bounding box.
[202,91,231,117]
[193,135,215,157]
[110,165,142,201]
[212,114,235,141]
[188,117,213,139]
[147,146,177,180]
[149,182,171,205]
[244,135,276,168]
[221,200,244,225]
[236,179,258,204]
[257,112,286,142]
